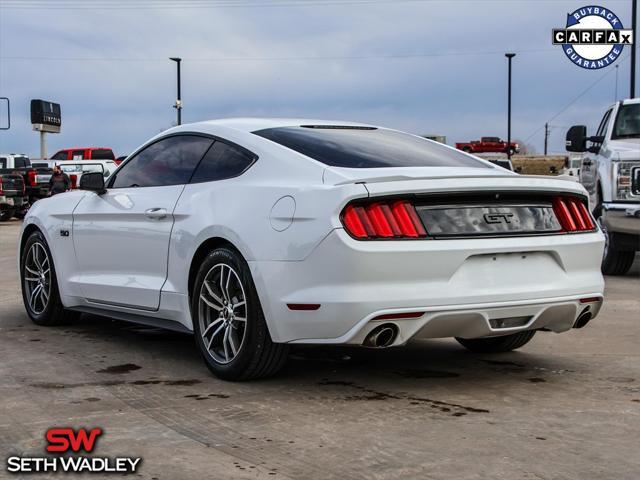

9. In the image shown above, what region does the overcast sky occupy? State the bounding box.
[0,0,637,158]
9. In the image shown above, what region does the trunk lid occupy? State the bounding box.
[324,166,587,197]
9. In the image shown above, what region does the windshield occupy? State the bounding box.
[612,103,640,139]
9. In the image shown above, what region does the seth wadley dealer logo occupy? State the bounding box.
[553,5,634,69]
[5,428,142,474]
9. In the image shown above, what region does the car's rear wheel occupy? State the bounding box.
[21,230,80,325]
[191,247,289,380]
[456,330,536,353]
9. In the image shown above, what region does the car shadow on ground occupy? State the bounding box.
[46,312,583,392]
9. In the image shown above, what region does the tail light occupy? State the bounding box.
[0,177,3,195]
[27,169,37,187]
[70,174,78,189]
[552,197,595,232]
[341,200,427,239]
[342,194,596,240]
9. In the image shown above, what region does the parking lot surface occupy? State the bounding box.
[1,218,639,480]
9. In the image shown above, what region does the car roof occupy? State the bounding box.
[56,147,114,151]
[179,117,377,134]
[620,98,640,106]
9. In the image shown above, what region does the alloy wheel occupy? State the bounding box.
[198,263,247,364]
[23,242,51,315]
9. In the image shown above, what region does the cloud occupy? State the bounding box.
[0,0,634,157]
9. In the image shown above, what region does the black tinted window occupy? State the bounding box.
[0,158,6,169]
[612,103,640,139]
[92,149,115,160]
[111,135,212,188]
[51,151,67,160]
[15,156,30,168]
[190,141,256,183]
[254,127,490,169]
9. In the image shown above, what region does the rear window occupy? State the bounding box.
[253,126,490,169]
[0,157,6,169]
[91,149,115,160]
[14,156,30,168]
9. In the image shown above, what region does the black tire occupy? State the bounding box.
[456,331,536,353]
[506,147,516,156]
[191,247,289,381]
[593,194,635,276]
[601,243,635,275]
[0,209,14,222]
[462,147,472,153]
[20,230,80,326]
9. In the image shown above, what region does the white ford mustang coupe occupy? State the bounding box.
[19,119,605,380]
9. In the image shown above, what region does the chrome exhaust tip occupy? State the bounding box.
[573,308,593,329]
[363,323,398,348]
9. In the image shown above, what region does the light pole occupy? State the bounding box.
[170,57,182,125]
[631,0,637,98]
[505,53,516,160]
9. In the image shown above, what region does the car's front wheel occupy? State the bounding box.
[21,230,80,325]
[191,247,289,380]
[456,331,536,353]
[0,209,14,222]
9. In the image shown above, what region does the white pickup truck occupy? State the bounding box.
[566,98,640,275]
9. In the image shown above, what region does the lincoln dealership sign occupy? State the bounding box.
[30,99,61,133]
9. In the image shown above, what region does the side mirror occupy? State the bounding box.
[566,125,587,152]
[79,171,106,194]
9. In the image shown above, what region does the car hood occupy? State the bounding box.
[608,138,640,160]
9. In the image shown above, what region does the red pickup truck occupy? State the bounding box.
[455,137,519,155]
[50,147,116,162]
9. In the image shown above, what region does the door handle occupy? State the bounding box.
[145,208,167,220]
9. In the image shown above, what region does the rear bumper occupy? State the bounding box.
[250,229,605,343]
[603,202,640,237]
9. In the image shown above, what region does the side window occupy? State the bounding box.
[0,157,6,169]
[72,150,84,160]
[91,149,115,160]
[190,141,256,183]
[596,109,612,138]
[110,135,212,188]
[51,151,67,160]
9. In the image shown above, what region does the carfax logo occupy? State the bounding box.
[5,427,142,475]
[553,5,634,69]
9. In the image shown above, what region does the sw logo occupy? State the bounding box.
[553,5,634,69]
[46,427,103,453]
[5,427,142,475]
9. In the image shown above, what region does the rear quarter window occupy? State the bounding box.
[190,141,256,183]
[253,126,491,169]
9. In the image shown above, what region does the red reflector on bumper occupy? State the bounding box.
[579,297,602,304]
[287,303,321,311]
